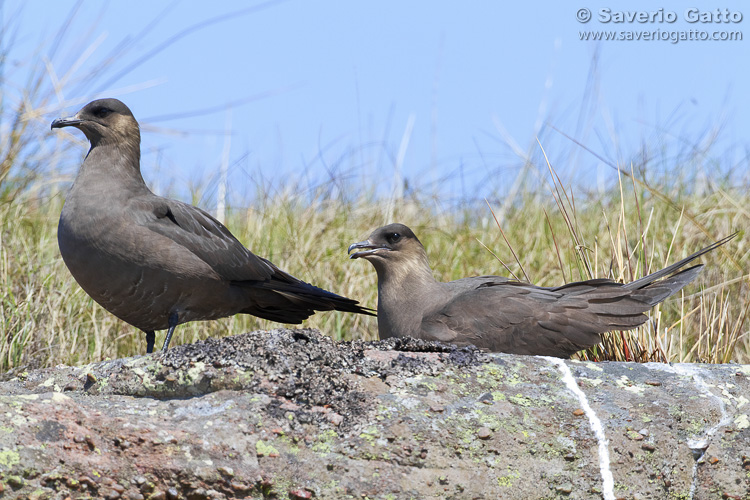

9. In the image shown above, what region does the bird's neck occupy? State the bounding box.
[76,142,149,192]
[375,253,437,291]
[374,253,442,338]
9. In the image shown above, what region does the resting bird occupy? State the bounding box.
[51,98,373,353]
[349,223,734,357]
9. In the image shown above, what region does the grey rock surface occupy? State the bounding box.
[0,328,748,500]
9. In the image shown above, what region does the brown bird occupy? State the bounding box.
[349,223,734,357]
[51,98,373,354]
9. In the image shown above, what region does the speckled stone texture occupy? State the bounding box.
[0,328,748,500]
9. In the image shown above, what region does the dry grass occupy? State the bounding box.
[1,174,747,370]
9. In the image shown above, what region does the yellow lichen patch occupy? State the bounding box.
[734,414,749,429]
[582,378,603,386]
[508,394,533,407]
[186,362,207,383]
[0,449,20,467]
[16,394,39,401]
[570,360,604,372]
[255,440,280,457]
[616,375,645,395]
[496,468,520,487]
[51,392,71,403]
[311,429,338,454]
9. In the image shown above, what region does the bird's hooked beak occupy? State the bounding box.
[348,240,390,259]
[51,115,83,130]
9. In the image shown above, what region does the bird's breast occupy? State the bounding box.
[57,203,233,331]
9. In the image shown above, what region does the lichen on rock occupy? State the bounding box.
[0,328,747,499]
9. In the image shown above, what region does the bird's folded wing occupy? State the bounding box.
[132,196,281,282]
[421,283,617,357]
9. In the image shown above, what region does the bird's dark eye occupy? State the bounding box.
[93,107,112,118]
[387,232,401,244]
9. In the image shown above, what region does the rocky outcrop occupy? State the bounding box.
[0,328,748,500]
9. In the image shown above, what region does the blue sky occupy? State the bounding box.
[11,1,749,207]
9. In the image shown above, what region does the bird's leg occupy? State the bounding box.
[146,331,155,354]
[162,312,179,351]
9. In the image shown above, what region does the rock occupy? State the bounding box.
[556,482,573,494]
[0,328,748,499]
[216,467,234,478]
[289,488,313,499]
[476,427,492,440]
[7,476,24,489]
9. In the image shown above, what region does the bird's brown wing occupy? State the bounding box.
[131,195,285,281]
[133,196,373,318]
[421,280,653,358]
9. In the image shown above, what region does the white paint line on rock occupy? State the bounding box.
[545,357,615,500]
[646,363,732,449]
[645,363,733,500]
[676,366,731,448]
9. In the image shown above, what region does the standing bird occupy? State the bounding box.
[51,98,373,354]
[349,223,734,358]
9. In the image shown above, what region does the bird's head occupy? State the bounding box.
[51,98,140,149]
[348,223,432,280]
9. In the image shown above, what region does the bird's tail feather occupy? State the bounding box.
[548,233,735,339]
[626,264,704,306]
[624,232,736,291]
[233,278,375,319]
